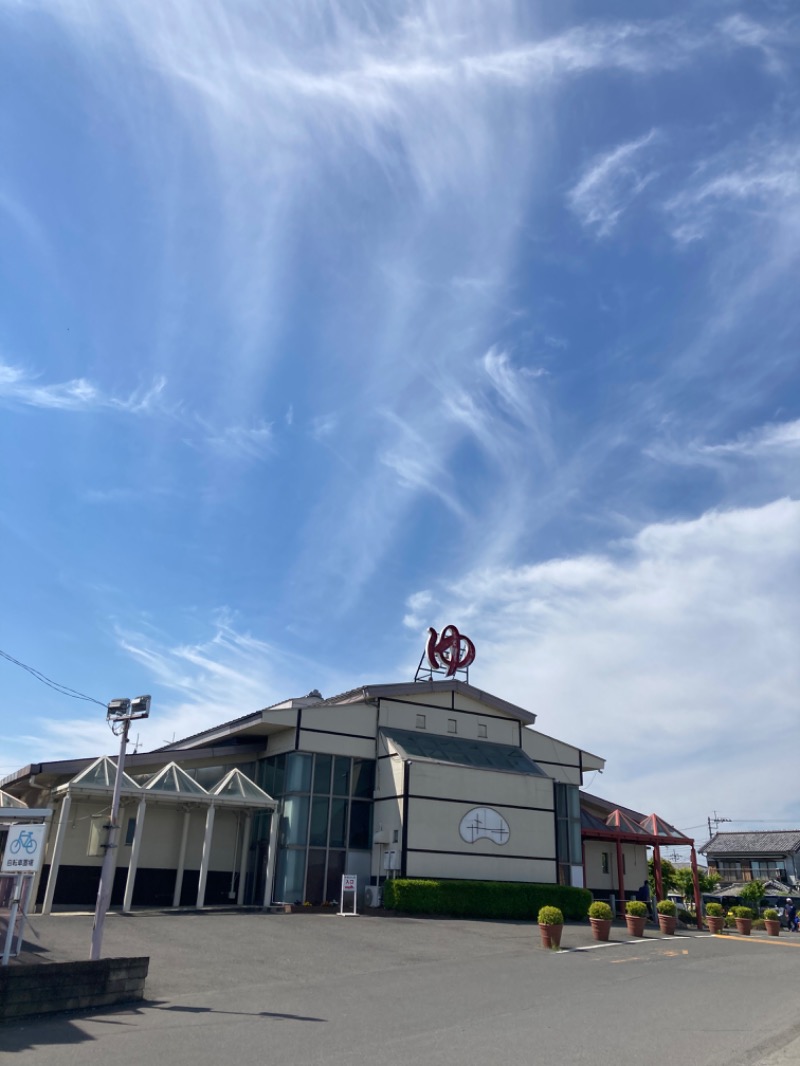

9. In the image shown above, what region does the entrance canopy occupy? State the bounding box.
[52,757,276,812]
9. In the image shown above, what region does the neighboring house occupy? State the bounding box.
[701,831,800,886]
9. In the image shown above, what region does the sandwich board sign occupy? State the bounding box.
[339,875,358,916]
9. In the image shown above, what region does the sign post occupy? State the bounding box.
[1,823,46,966]
[338,875,358,916]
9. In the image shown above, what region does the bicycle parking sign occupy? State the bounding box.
[1,824,46,875]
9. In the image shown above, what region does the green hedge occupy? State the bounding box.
[382,879,592,920]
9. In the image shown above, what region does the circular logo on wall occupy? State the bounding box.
[459,807,510,846]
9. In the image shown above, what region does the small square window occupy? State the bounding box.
[447,719,457,734]
[392,829,399,843]
[478,723,487,738]
[416,714,426,729]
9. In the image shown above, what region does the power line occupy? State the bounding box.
[0,647,106,708]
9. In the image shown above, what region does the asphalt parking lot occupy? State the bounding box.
[4,911,800,1065]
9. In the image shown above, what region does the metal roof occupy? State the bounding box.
[701,831,800,856]
[380,727,546,775]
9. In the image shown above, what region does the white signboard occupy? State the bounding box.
[339,875,358,916]
[1,824,46,875]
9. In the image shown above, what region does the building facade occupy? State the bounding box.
[2,677,659,911]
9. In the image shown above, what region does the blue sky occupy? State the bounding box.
[1,1,799,836]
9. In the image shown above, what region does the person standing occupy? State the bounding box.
[785,898,798,932]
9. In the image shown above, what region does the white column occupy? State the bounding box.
[196,804,216,909]
[237,813,252,905]
[263,809,279,907]
[173,810,191,908]
[41,794,71,916]
[123,797,147,913]
[28,813,52,914]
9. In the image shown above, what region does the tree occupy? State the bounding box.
[648,856,678,898]
[673,867,720,907]
[739,878,767,912]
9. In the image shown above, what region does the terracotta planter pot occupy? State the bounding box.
[539,923,563,949]
[764,919,781,936]
[705,915,725,934]
[734,918,752,936]
[589,917,612,941]
[658,915,677,936]
[625,914,647,937]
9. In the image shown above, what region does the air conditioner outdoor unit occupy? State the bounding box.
[364,886,382,908]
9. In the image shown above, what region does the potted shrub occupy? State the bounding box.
[625,899,648,937]
[537,905,564,949]
[705,902,725,934]
[730,905,753,935]
[588,900,613,941]
[763,908,781,936]
[656,899,677,936]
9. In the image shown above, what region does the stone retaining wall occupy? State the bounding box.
[0,957,149,1021]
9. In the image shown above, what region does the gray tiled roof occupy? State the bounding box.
[701,831,800,855]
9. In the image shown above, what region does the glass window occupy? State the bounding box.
[313,754,332,795]
[274,848,306,904]
[305,850,327,906]
[310,797,329,847]
[329,797,347,847]
[281,795,310,846]
[602,852,609,874]
[478,723,487,738]
[416,714,426,729]
[124,817,136,846]
[448,719,457,734]
[258,758,274,797]
[285,753,312,793]
[349,801,372,849]
[351,759,375,799]
[326,850,345,903]
[332,757,350,797]
[272,754,286,797]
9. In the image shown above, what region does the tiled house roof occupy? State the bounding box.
[701,831,800,856]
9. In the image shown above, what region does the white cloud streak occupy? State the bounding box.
[568,130,661,236]
[0,360,168,414]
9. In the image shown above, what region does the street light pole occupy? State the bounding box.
[90,696,151,961]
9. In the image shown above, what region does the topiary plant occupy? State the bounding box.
[538,905,564,926]
[705,902,724,917]
[729,905,753,920]
[588,901,613,921]
[656,899,677,916]
[626,900,648,918]
[764,908,779,921]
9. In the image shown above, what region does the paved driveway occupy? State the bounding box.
[3,911,800,1065]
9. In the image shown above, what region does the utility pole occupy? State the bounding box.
[90,695,151,961]
[707,811,731,841]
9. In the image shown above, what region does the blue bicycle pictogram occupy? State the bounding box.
[10,830,38,855]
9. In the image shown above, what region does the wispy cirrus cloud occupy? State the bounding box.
[568,129,661,236]
[113,613,349,750]
[666,140,800,245]
[203,420,273,461]
[0,359,168,414]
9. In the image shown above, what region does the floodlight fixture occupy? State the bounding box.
[106,698,131,720]
[129,695,151,720]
